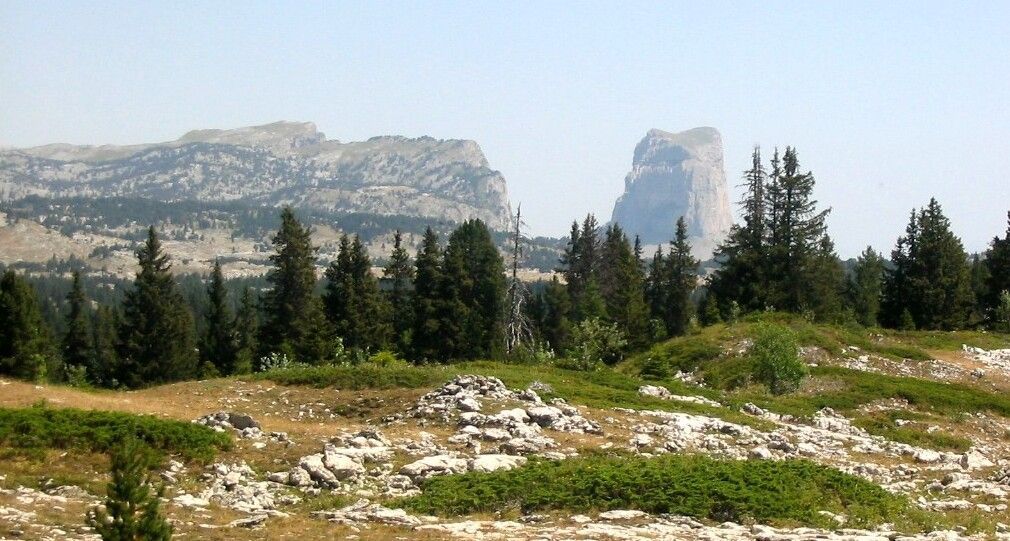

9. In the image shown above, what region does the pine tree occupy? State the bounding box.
[503,205,534,356]
[984,213,1010,323]
[117,226,198,387]
[411,227,443,361]
[201,261,237,376]
[662,217,699,336]
[260,208,331,364]
[86,438,172,541]
[90,306,120,387]
[233,287,258,374]
[0,270,53,381]
[438,220,506,360]
[848,247,885,327]
[323,234,390,351]
[383,230,415,355]
[63,271,93,373]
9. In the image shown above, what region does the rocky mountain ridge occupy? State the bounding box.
[0,121,512,230]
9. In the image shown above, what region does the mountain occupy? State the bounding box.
[0,121,512,230]
[610,127,733,259]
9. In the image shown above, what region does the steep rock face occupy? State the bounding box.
[0,122,512,230]
[610,127,733,259]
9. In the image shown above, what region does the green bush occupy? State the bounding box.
[995,290,1010,333]
[751,324,805,395]
[397,454,911,528]
[562,318,628,370]
[0,405,230,462]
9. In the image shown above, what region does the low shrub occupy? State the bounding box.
[397,454,912,528]
[751,324,805,395]
[562,318,628,369]
[0,405,230,462]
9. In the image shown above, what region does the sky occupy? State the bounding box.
[2,1,1008,258]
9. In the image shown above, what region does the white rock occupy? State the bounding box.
[468,454,528,473]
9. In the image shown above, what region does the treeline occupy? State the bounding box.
[707,147,1010,331]
[2,146,1010,388]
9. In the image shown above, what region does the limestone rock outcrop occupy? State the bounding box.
[610,127,733,259]
[0,121,512,230]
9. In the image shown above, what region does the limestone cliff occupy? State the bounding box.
[610,127,733,259]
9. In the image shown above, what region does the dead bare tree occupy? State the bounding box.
[504,203,534,356]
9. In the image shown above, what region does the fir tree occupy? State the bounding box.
[63,271,93,373]
[805,234,846,322]
[0,270,53,381]
[117,226,198,387]
[411,227,443,361]
[260,208,331,364]
[848,247,885,327]
[383,230,415,355]
[438,220,506,360]
[201,261,237,375]
[86,438,172,541]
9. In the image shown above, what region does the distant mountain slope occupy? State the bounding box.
[0,121,512,230]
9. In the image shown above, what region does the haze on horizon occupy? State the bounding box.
[2,1,1008,258]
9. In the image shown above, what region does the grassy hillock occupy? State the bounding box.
[397,454,920,529]
[0,404,231,462]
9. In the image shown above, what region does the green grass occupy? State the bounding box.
[254,364,447,389]
[396,453,919,529]
[852,412,972,453]
[744,365,1010,419]
[0,405,231,462]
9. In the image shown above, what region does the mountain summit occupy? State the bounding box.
[610,127,733,259]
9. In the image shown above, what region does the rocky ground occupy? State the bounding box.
[3,345,1010,540]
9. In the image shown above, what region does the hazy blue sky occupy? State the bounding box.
[2,1,1008,257]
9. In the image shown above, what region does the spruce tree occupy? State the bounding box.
[0,270,53,381]
[598,224,650,349]
[882,199,974,330]
[117,226,198,387]
[984,213,1010,323]
[662,217,699,336]
[233,287,258,374]
[805,234,846,322]
[383,230,415,355]
[86,438,172,541]
[91,306,120,387]
[260,208,330,364]
[411,227,443,361]
[201,261,237,375]
[764,147,831,312]
[645,247,666,325]
[324,234,390,351]
[848,247,885,327]
[536,277,572,353]
[438,220,506,360]
[63,271,93,374]
[708,147,769,314]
